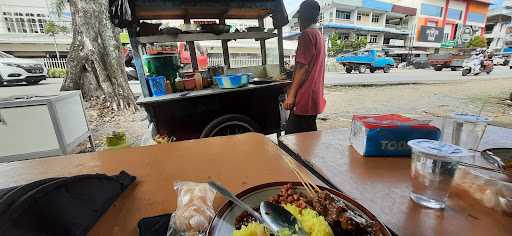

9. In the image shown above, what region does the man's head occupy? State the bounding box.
[298,0,320,31]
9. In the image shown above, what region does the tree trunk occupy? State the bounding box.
[61,0,137,112]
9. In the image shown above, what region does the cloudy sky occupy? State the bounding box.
[284,0,302,14]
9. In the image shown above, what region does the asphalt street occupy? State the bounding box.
[1,67,511,99]
[324,66,512,86]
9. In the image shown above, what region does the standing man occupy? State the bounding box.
[283,0,326,134]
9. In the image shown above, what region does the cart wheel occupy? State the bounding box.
[462,68,470,76]
[434,66,443,71]
[358,65,367,73]
[201,114,259,138]
[345,66,353,74]
[369,67,376,73]
[383,65,391,73]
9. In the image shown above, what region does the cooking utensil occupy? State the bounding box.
[260,201,307,236]
[159,26,182,35]
[207,181,263,222]
[200,24,231,35]
[250,78,274,85]
[207,182,392,236]
[245,26,265,32]
[179,23,203,33]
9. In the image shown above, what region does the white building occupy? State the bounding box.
[286,0,416,49]
[0,0,71,57]
[485,1,512,52]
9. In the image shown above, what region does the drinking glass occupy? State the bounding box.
[408,139,470,209]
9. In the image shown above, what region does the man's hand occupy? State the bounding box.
[284,96,295,110]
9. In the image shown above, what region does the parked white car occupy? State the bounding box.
[0,51,47,85]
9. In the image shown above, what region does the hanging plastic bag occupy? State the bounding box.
[167,181,216,236]
[108,0,134,28]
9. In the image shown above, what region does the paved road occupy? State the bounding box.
[0,78,142,99]
[325,66,512,86]
[1,67,511,99]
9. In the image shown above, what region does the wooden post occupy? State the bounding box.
[184,18,199,71]
[277,27,285,73]
[258,18,267,65]
[219,19,231,68]
[128,24,150,97]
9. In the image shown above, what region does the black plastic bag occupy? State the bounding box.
[109,0,135,28]
[0,171,136,236]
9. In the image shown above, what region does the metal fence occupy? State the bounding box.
[38,55,295,70]
[39,58,68,70]
[208,55,294,67]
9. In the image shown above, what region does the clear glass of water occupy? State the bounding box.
[408,139,470,209]
[451,113,489,152]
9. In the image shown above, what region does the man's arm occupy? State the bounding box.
[284,63,308,110]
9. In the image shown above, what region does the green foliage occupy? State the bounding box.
[44,20,69,36]
[328,32,368,56]
[48,68,68,78]
[466,36,487,48]
[54,0,66,17]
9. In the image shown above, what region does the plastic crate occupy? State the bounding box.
[147,76,167,97]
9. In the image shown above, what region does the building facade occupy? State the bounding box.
[0,0,71,57]
[299,0,417,49]
[287,0,492,51]
[411,0,492,49]
[485,0,512,52]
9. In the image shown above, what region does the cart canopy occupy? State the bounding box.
[110,0,289,28]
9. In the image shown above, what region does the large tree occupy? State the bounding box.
[57,0,137,112]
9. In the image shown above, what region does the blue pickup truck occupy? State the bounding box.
[336,49,395,73]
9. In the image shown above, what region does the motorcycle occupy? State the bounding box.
[462,55,493,76]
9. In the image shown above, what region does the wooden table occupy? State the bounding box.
[279,126,512,236]
[0,133,313,236]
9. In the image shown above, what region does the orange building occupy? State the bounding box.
[414,0,492,48]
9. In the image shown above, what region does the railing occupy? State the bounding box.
[335,18,353,24]
[385,24,409,31]
[208,55,294,68]
[38,55,295,71]
[37,58,68,70]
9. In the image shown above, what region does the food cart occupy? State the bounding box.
[127,0,291,141]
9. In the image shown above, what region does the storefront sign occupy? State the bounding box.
[461,26,473,43]
[441,40,456,48]
[389,39,405,46]
[419,26,443,43]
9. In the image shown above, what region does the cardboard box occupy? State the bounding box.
[349,114,441,157]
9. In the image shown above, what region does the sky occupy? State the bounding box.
[284,0,302,15]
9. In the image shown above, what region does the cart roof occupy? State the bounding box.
[133,0,288,26]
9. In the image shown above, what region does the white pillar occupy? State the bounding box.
[369,11,373,26]
[353,10,358,24]
[381,13,387,27]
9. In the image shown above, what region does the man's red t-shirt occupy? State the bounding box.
[294,28,326,115]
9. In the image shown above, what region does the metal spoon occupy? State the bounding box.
[207,181,263,222]
[208,182,305,235]
[260,201,307,236]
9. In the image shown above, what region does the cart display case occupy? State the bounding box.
[127,0,291,141]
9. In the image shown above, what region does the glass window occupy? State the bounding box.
[336,10,351,20]
[447,8,462,20]
[15,17,27,33]
[421,4,443,18]
[467,12,485,23]
[4,17,16,32]
[357,13,362,21]
[372,15,380,23]
[38,19,47,33]
[369,35,378,43]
